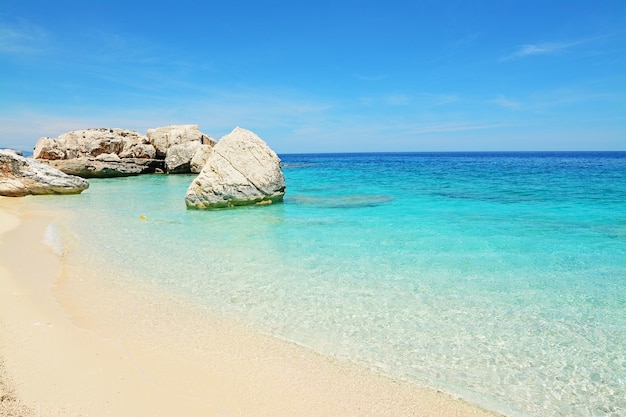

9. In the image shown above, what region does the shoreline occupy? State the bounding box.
[0,196,502,417]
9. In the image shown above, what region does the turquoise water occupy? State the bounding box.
[31,152,625,417]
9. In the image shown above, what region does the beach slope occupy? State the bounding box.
[0,197,501,417]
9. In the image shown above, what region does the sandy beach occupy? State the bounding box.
[0,196,501,417]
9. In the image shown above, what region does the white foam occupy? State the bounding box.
[43,223,64,256]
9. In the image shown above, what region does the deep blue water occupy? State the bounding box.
[32,152,626,417]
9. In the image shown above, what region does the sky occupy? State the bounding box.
[0,0,624,153]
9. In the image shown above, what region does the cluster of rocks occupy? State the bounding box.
[1,125,285,208]
[33,125,216,177]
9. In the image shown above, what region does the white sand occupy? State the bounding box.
[0,196,502,417]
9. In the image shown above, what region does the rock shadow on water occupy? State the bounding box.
[288,194,394,209]
[281,162,317,169]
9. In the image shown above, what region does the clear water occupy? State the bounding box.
[28,152,626,417]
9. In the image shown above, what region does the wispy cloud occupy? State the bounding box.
[357,94,412,106]
[285,120,514,152]
[357,92,460,108]
[527,89,622,110]
[492,95,523,110]
[499,31,626,61]
[0,22,49,55]
[385,94,412,106]
[423,93,460,106]
[0,88,337,151]
[501,31,626,61]
[404,122,507,135]
[502,40,586,61]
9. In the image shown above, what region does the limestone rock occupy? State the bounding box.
[0,149,89,197]
[33,128,161,178]
[165,141,201,174]
[190,144,214,174]
[44,157,164,178]
[185,127,285,209]
[147,125,215,159]
[34,128,151,160]
[32,125,216,177]
[119,140,157,159]
[33,137,66,160]
[95,153,121,162]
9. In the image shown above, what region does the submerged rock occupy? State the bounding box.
[185,127,285,209]
[0,149,89,197]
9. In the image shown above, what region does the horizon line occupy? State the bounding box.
[277,150,625,155]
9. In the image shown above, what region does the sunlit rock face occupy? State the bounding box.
[185,127,285,209]
[33,128,162,177]
[0,149,89,196]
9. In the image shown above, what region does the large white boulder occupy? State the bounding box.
[0,149,89,197]
[185,127,285,209]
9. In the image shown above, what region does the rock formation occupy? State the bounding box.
[0,149,89,197]
[33,128,163,177]
[34,128,153,160]
[185,127,285,209]
[119,142,157,159]
[164,141,201,174]
[34,126,217,177]
[147,124,216,158]
[44,157,163,178]
[147,125,216,174]
[189,144,214,174]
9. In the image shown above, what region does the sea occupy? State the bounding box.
[28,152,625,417]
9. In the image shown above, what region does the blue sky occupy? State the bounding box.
[1,0,624,153]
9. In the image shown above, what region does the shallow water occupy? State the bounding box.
[29,152,626,417]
